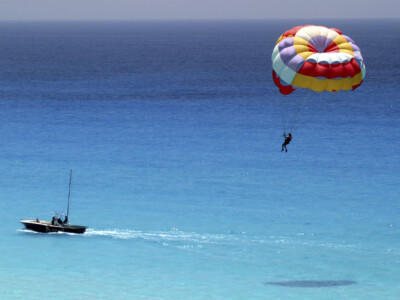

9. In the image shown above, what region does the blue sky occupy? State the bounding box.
[0,0,398,20]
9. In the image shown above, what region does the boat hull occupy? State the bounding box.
[20,220,87,234]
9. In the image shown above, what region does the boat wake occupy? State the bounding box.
[18,228,361,252]
[18,229,82,236]
[18,229,82,235]
[84,228,244,248]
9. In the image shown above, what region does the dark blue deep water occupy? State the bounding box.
[0,20,399,299]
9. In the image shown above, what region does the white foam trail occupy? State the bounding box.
[18,229,40,234]
[18,229,82,236]
[84,228,241,246]
[18,228,359,252]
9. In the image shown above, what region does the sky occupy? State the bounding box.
[0,0,399,20]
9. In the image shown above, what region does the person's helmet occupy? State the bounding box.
[289,133,292,136]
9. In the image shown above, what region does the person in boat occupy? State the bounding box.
[51,216,63,226]
[63,216,69,225]
[281,132,292,152]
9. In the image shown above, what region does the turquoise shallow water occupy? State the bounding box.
[0,20,399,299]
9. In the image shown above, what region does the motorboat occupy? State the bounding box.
[20,170,87,234]
[20,218,87,234]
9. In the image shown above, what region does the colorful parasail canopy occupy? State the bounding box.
[271,25,366,95]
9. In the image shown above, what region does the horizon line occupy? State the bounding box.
[0,17,398,22]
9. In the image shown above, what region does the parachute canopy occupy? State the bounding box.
[272,25,366,95]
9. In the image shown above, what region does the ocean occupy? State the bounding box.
[0,20,399,299]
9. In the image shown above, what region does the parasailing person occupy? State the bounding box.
[281,132,292,152]
[271,25,366,150]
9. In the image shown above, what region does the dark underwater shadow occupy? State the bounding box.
[265,280,357,288]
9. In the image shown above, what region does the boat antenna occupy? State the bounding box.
[67,169,72,218]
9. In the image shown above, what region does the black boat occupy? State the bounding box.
[20,170,87,234]
[20,219,87,234]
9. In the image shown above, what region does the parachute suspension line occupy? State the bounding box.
[279,97,288,134]
[291,105,323,133]
[291,95,334,133]
[287,92,308,132]
[278,92,306,134]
